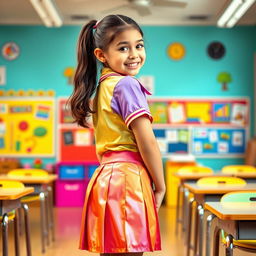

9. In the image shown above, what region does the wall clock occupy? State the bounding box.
[2,42,20,60]
[207,41,225,60]
[167,42,186,60]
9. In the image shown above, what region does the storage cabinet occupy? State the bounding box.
[55,161,99,207]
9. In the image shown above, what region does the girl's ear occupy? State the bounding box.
[94,48,106,63]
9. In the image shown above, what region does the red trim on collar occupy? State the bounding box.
[99,73,152,96]
[99,73,122,83]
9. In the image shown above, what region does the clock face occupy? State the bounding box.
[2,42,20,60]
[167,42,186,60]
[207,41,225,60]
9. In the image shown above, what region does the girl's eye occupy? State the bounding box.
[119,46,129,51]
[137,44,144,49]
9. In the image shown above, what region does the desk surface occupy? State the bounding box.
[0,187,34,200]
[174,172,256,180]
[0,174,57,184]
[184,183,256,194]
[205,202,256,220]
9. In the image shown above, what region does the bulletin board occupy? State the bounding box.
[153,128,190,156]
[148,97,250,158]
[192,127,246,156]
[0,97,55,157]
[57,98,97,162]
[149,98,249,126]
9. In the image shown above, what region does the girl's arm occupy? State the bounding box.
[130,116,166,211]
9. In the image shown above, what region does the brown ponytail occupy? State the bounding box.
[68,20,97,128]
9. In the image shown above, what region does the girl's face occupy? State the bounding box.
[97,28,146,76]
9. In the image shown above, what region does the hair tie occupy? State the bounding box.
[93,20,100,29]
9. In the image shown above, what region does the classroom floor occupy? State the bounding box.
[0,204,254,256]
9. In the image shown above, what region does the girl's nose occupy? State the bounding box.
[128,49,138,59]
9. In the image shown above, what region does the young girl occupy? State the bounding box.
[69,14,166,256]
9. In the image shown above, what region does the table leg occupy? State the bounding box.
[198,205,204,256]
[47,186,55,241]
[22,204,32,256]
[186,197,195,256]
[207,214,220,256]
[183,187,190,235]
[205,214,216,256]
[175,184,181,235]
[14,210,20,256]
[39,192,46,253]
[2,214,9,256]
[225,234,234,256]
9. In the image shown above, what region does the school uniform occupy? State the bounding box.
[79,67,161,253]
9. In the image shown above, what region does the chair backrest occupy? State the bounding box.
[177,165,213,174]
[222,165,256,174]
[221,191,256,202]
[197,176,247,186]
[0,180,24,188]
[8,168,49,177]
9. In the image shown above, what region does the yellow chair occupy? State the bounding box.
[0,180,32,256]
[8,169,51,253]
[197,176,246,187]
[177,165,213,174]
[220,191,256,254]
[222,165,256,174]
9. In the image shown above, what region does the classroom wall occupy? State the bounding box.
[0,25,255,170]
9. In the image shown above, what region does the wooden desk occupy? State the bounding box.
[204,202,256,256]
[183,183,256,256]
[0,187,34,256]
[0,187,34,215]
[0,174,57,252]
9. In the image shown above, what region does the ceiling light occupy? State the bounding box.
[30,0,63,27]
[217,0,256,28]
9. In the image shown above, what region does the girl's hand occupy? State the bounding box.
[154,188,166,212]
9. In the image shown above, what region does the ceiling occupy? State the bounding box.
[0,0,256,26]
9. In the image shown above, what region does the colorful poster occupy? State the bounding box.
[186,102,211,123]
[168,102,185,123]
[212,103,231,122]
[0,98,55,156]
[231,103,247,126]
[149,102,168,123]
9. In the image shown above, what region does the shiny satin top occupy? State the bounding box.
[93,67,153,156]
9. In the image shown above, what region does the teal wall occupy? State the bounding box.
[0,25,255,170]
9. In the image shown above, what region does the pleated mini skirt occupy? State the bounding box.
[79,150,161,253]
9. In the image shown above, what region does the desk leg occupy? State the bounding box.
[2,214,8,256]
[47,186,55,242]
[207,214,220,256]
[183,188,190,234]
[175,184,181,235]
[197,205,204,256]
[186,198,195,256]
[205,214,216,256]
[45,191,50,246]
[39,192,46,253]
[14,210,20,256]
[22,204,32,256]
[225,235,234,256]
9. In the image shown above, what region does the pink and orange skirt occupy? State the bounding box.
[79,151,161,253]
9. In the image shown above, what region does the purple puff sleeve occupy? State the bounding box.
[111,76,153,128]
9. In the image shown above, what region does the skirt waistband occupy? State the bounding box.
[101,151,144,165]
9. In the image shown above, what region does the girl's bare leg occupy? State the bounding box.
[100,253,143,256]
